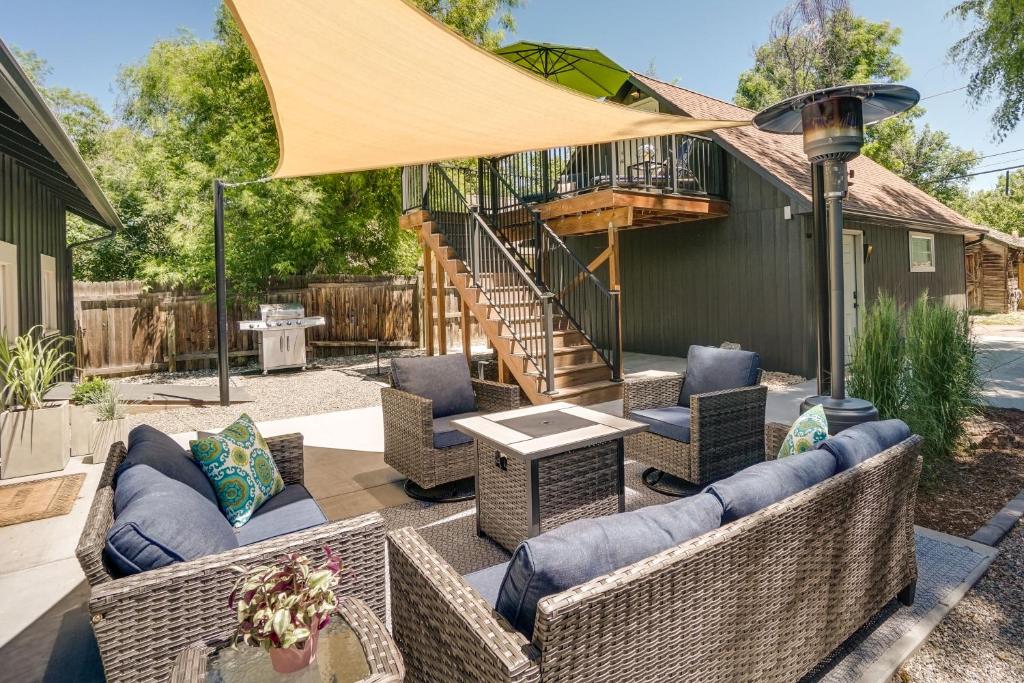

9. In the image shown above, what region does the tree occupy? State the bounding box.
[412,0,519,48]
[735,1,978,207]
[953,169,1024,235]
[735,0,908,111]
[861,108,980,204]
[949,0,1024,141]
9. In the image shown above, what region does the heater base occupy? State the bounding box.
[800,396,879,434]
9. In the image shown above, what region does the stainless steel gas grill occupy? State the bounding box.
[238,303,326,374]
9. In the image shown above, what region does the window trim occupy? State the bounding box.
[40,253,58,334]
[909,231,936,273]
[0,241,18,342]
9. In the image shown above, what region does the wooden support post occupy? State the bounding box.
[166,307,177,373]
[461,297,472,362]
[497,357,508,383]
[422,241,434,355]
[435,251,447,355]
[607,225,620,291]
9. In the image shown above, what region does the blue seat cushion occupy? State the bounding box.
[495,492,723,638]
[105,465,237,577]
[629,406,691,443]
[704,449,837,523]
[236,484,328,546]
[679,345,760,405]
[115,424,218,506]
[816,419,911,472]
[432,411,481,449]
[464,561,510,608]
[391,355,477,418]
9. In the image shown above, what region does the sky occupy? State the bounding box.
[2,0,1020,191]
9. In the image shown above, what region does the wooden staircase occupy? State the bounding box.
[406,214,622,406]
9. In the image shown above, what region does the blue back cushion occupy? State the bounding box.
[816,419,911,472]
[105,465,237,576]
[391,355,477,418]
[495,493,723,638]
[680,345,760,405]
[705,449,837,523]
[116,425,218,506]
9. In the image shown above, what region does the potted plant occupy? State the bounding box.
[69,377,109,458]
[89,384,129,465]
[0,326,74,479]
[230,548,342,674]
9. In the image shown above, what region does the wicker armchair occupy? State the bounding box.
[382,376,519,500]
[75,434,387,683]
[388,434,922,683]
[623,372,768,493]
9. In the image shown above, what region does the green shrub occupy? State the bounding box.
[71,377,110,405]
[847,292,981,474]
[848,293,906,420]
[903,293,981,467]
[0,326,74,410]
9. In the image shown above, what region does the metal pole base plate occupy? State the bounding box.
[641,468,702,498]
[800,395,879,433]
[403,477,475,503]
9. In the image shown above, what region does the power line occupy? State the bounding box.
[974,146,1024,161]
[919,84,968,100]
[924,163,1024,185]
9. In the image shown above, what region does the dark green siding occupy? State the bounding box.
[0,151,74,337]
[570,158,818,376]
[848,217,967,311]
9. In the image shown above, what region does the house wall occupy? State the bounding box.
[568,157,818,376]
[846,217,967,312]
[0,151,73,338]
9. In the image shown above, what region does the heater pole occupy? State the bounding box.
[214,179,230,407]
[823,160,846,400]
[811,164,831,396]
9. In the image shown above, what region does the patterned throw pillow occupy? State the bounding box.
[190,414,285,527]
[778,405,829,459]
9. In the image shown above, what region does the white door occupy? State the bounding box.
[842,232,864,362]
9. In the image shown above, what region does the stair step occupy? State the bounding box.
[525,361,612,389]
[548,379,624,406]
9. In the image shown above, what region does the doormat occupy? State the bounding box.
[0,473,86,527]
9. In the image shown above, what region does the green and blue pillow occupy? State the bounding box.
[778,405,829,459]
[190,413,285,527]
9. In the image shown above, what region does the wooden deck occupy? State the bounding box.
[537,188,730,236]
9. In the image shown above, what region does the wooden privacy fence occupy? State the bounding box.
[74,276,484,377]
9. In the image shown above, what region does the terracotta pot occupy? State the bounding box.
[268,621,321,674]
[0,403,70,479]
[90,418,129,465]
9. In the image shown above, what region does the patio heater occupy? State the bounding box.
[753,84,919,432]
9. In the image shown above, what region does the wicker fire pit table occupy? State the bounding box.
[168,597,404,682]
[452,402,648,552]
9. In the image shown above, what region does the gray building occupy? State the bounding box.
[566,74,979,378]
[0,39,121,343]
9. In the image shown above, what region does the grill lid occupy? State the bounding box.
[260,303,305,320]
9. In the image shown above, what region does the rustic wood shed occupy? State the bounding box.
[965,228,1023,314]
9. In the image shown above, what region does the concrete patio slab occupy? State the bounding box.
[976,333,1024,410]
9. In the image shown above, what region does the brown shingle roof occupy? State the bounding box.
[632,72,977,232]
[980,226,1024,249]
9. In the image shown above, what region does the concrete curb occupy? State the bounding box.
[857,527,999,683]
[969,489,1024,547]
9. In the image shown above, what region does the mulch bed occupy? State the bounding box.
[914,407,1024,538]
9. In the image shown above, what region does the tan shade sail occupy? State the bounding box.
[226,0,749,178]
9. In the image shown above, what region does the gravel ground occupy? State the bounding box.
[120,349,431,435]
[894,519,1024,682]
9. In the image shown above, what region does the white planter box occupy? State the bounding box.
[0,403,71,480]
[69,404,97,457]
[91,418,129,465]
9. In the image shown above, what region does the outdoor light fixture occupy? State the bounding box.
[753,84,919,431]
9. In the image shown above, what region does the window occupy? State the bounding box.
[0,242,17,342]
[40,254,58,333]
[909,232,936,272]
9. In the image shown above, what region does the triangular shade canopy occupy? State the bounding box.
[226,0,749,178]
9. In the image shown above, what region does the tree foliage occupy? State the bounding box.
[18,0,518,296]
[735,0,978,206]
[949,0,1024,141]
[953,169,1024,235]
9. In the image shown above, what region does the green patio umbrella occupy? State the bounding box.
[494,41,629,99]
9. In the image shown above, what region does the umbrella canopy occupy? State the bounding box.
[494,41,628,98]
[224,0,749,179]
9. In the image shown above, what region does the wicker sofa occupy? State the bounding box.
[76,429,387,683]
[388,424,922,683]
[382,355,519,499]
[623,346,768,491]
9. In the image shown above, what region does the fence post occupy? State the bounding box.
[166,304,177,373]
[610,142,619,189]
[670,134,679,194]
